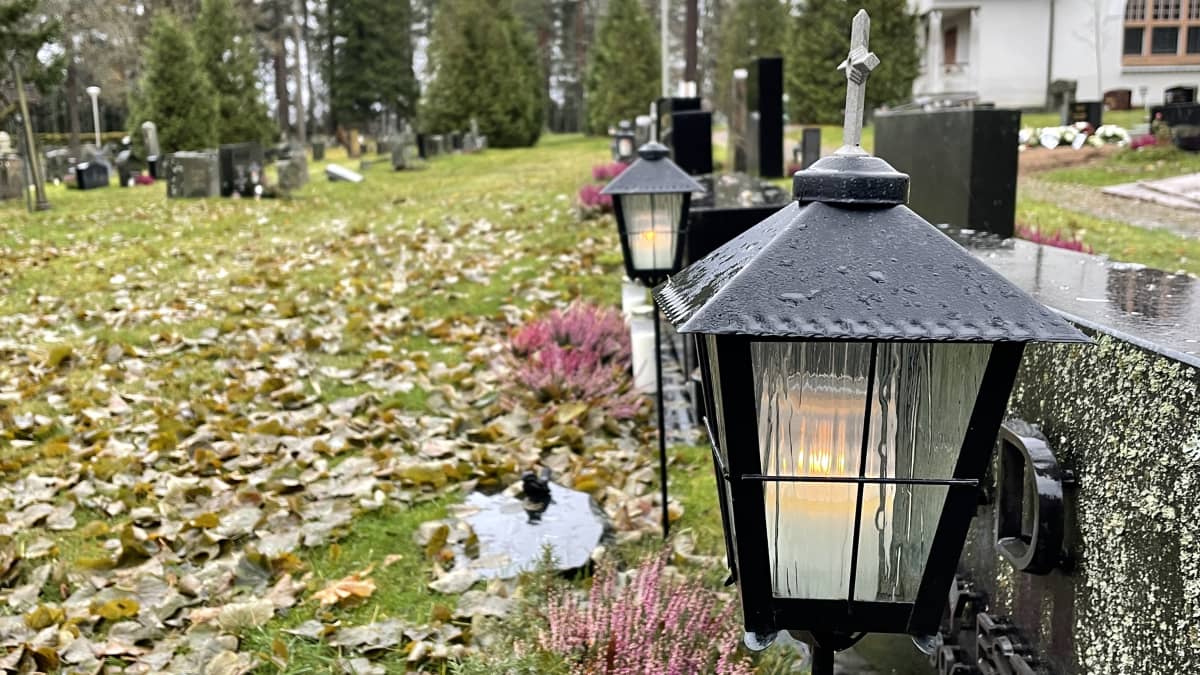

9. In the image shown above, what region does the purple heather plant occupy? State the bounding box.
[540,553,753,675]
[578,183,614,214]
[1016,225,1094,254]
[591,162,629,183]
[508,303,644,420]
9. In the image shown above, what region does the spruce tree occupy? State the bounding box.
[583,0,659,136]
[787,0,918,124]
[421,0,543,147]
[195,0,276,145]
[713,0,790,118]
[328,0,419,129]
[131,14,218,153]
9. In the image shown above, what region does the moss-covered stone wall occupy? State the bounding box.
[958,334,1200,673]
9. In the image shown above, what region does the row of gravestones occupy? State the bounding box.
[167,141,309,198]
[327,120,487,184]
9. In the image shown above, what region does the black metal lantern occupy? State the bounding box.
[601,141,702,286]
[652,9,1090,667]
[614,120,637,164]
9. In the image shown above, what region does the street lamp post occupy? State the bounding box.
[602,141,703,539]
[86,85,102,148]
[652,10,1090,672]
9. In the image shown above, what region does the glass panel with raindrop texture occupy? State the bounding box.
[618,193,682,271]
[857,342,991,601]
[751,341,991,601]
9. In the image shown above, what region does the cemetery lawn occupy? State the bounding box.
[1017,198,1200,275]
[1036,144,1200,186]
[0,135,732,672]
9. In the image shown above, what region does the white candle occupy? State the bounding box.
[759,379,890,601]
[629,309,657,392]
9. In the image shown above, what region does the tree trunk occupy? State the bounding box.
[273,0,290,135]
[684,0,698,84]
[327,0,337,135]
[301,0,316,133]
[65,44,81,155]
[291,0,307,143]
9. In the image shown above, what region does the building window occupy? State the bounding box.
[1153,0,1181,19]
[944,27,958,65]
[1125,27,1146,53]
[1124,0,1200,63]
[1152,26,1180,52]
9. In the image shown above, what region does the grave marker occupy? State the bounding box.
[747,56,784,177]
[71,161,109,190]
[218,142,265,197]
[0,132,22,201]
[141,121,161,178]
[165,151,220,198]
[325,164,364,183]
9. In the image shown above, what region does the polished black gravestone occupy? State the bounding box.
[874,108,1020,237]
[685,172,790,265]
[669,110,713,176]
[71,161,109,190]
[218,142,264,197]
[1164,85,1197,104]
[748,56,784,177]
[655,97,702,146]
[800,127,821,170]
[1064,100,1103,128]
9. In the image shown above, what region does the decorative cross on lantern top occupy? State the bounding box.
[836,10,880,155]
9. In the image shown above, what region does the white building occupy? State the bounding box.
[910,0,1200,108]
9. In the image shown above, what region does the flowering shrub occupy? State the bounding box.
[540,554,753,675]
[592,162,628,183]
[578,183,613,215]
[509,303,644,420]
[1016,225,1093,254]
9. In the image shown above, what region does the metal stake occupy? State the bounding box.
[812,646,834,675]
[11,59,50,211]
[653,300,669,539]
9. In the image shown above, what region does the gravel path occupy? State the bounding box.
[1019,175,1200,240]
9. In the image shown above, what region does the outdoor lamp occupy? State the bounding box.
[652,10,1089,672]
[86,86,102,148]
[602,140,703,539]
[601,141,702,286]
[614,120,636,164]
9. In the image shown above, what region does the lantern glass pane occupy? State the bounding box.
[750,341,990,601]
[618,138,634,158]
[619,193,682,272]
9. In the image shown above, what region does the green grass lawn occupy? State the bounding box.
[1017,198,1200,275]
[1020,108,1148,130]
[0,135,751,673]
[1036,144,1200,186]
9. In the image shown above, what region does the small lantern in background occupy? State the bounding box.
[614,120,636,164]
[603,140,703,538]
[653,10,1089,672]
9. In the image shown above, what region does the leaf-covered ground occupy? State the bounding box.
[0,136,732,673]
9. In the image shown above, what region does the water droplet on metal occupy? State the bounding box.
[836,266,849,274]
[868,270,887,284]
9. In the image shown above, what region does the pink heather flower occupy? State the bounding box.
[592,162,629,182]
[1016,225,1094,254]
[578,183,613,212]
[538,553,754,675]
[508,303,644,420]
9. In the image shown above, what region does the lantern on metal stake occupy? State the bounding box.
[653,9,1090,671]
[603,141,703,539]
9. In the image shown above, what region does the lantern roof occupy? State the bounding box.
[653,198,1090,343]
[601,142,704,196]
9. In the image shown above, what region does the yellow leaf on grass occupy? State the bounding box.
[311,574,376,607]
[91,598,139,620]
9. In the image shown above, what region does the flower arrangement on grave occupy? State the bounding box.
[1019,123,1130,150]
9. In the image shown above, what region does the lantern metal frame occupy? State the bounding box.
[653,10,1090,657]
[602,141,703,539]
[601,141,702,287]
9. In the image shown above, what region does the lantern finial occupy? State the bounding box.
[836,10,880,155]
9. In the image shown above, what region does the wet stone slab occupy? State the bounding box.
[456,483,608,579]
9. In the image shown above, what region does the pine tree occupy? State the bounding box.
[328,0,419,129]
[421,0,543,147]
[583,0,659,136]
[713,0,790,118]
[131,14,218,153]
[195,0,276,145]
[787,0,918,124]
